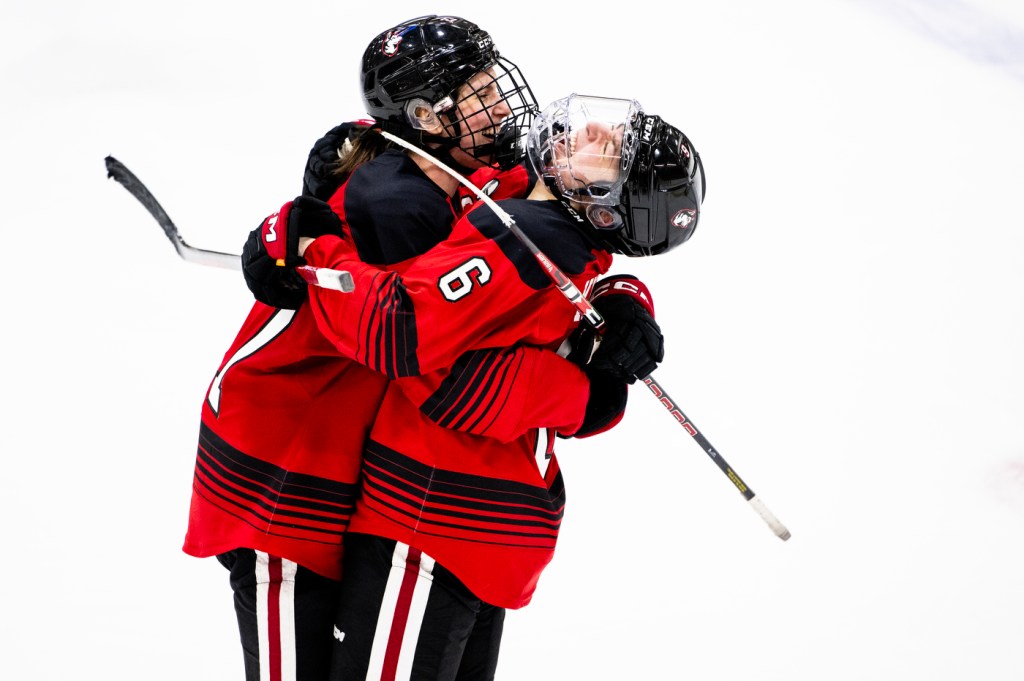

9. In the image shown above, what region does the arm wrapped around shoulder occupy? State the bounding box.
[241,197,345,309]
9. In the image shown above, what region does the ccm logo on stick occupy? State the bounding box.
[643,378,697,436]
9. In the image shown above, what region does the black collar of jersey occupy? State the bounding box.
[552,198,607,254]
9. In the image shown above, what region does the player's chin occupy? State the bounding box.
[455,148,495,169]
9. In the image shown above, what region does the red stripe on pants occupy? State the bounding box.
[382,547,422,681]
[268,555,283,681]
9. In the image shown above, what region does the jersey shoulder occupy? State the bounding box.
[464,199,601,285]
[339,151,456,264]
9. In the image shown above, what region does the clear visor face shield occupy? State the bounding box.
[527,94,643,206]
[411,56,539,169]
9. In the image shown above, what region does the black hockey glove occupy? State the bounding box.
[580,275,665,384]
[302,120,375,201]
[562,275,663,438]
[241,196,344,309]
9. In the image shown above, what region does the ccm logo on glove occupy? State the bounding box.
[259,202,295,265]
[591,275,655,317]
[265,214,280,243]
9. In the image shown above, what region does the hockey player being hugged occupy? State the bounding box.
[277,93,706,679]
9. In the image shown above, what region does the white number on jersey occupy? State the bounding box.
[438,257,492,301]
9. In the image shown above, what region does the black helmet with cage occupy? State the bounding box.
[605,114,705,256]
[527,94,705,256]
[361,15,537,170]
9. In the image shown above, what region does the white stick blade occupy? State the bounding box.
[180,248,241,270]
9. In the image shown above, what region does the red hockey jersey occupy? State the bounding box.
[303,198,614,607]
[182,154,590,581]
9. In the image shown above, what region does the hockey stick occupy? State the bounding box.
[104,155,355,293]
[381,131,790,541]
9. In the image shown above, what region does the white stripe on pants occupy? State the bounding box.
[255,550,299,681]
[366,542,437,680]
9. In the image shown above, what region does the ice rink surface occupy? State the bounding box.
[3,1,1023,678]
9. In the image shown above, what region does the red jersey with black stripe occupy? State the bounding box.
[181,155,581,581]
[303,198,613,607]
[183,150,455,578]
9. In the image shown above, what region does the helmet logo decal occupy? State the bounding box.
[641,116,655,143]
[382,30,404,57]
[671,209,696,228]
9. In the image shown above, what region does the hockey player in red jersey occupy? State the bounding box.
[182,15,546,681]
[276,94,706,679]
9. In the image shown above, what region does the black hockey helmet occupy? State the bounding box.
[361,15,537,169]
[527,95,705,256]
[598,115,706,256]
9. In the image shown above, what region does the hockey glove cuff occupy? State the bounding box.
[587,275,664,384]
[241,227,306,309]
[241,197,344,309]
[572,367,628,438]
[258,197,341,266]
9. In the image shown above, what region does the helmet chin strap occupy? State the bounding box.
[438,147,483,176]
[416,132,483,176]
[472,120,519,169]
[545,193,627,255]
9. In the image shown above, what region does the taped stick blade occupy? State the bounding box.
[296,266,355,293]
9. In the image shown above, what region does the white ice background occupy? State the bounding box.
[3,0,1024,678]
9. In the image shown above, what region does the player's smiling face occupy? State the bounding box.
[446,68,512,167]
